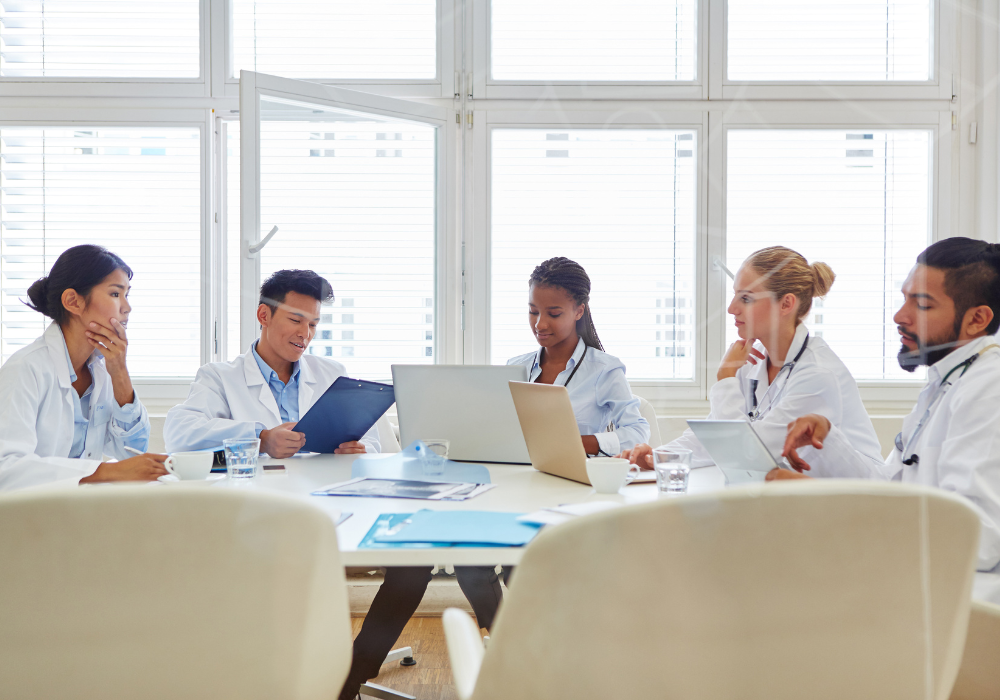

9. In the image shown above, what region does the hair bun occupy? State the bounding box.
[810,262,836,297]
[25,276,51,317]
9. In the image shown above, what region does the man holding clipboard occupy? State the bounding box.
[164,270,379,457]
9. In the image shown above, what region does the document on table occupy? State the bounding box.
[517,501,622,526]
[359,510,541,549]
[312,477,496,501]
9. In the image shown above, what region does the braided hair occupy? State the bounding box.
[528,257,604,352]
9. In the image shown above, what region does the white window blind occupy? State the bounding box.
[0,0,200,78]
[727,0,932,81]
[246,96,436,380]
[726,129,930,381]
[0,127,202,377]
[491,0,697,81]
[231,0,436,80]
[491,129,697,380]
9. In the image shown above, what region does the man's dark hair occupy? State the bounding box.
[918,237,1000,336]
[259,269,334,314]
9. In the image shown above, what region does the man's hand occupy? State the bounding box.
[334,441,367,455]
[619,444,654,470]
[781,414,832,472]
[260,422,306,458]
[87,319,135,406]
[81,453,168,483]
[717,339,765,381]
[765,468,812,481]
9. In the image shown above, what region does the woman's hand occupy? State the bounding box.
[717,339,765,381]
[80,453,169,483]
[87,318,135,406]
[619,444,654,470]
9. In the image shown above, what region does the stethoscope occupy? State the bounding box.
[894,343,1000,466]
[747,334,810,422]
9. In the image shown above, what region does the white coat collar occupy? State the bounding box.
[746,323,810,383]
[927,334,999,385]
[240,345,280,422]
[776,323,810,366]
[532,336,587,372]
[43,322,102,390]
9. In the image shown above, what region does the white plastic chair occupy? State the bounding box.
[376,411,401,453]
[635,395,661,448]
[444,480,980,700]
[0,486,352,700]
[950,600,1000,700]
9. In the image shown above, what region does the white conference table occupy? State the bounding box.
[208,453,727,567]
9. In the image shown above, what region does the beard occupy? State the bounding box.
[896,326,961,372]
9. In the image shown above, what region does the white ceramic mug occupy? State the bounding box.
[585,457,639,494]
[164,451,214,480]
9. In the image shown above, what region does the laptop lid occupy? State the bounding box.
[508,381,590,485]
[391,364,531,464]
[686,419,782,485]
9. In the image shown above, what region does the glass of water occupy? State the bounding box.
[419,439,450,476]
[652,447,692,495]
[223,438,260,479]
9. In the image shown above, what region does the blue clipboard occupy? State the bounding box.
[295,376,395,453]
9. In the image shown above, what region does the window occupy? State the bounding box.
[727,0,933,81]
[240,74,444,381]
[490,0,697,81]
[726,129,931,381]
[0,127,202,376]
[231,0,437,80]
[0,0,200,78]
[490,128,697,380]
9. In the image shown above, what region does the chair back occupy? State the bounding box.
[0,486,351,700]
[473,480,979,700]
[949,600,1000,700]
[376,412,401,453]
[635,395,661,447]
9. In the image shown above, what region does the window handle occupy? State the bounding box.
[248,225,279,256]
[712,256,735,280]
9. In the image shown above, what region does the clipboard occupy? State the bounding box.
[294,376,395,453]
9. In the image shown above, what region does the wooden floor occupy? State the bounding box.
[351,615,461,700]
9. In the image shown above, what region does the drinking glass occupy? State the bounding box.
[223,438,260,479]
[420,439,450,476]
[652,447,692,495]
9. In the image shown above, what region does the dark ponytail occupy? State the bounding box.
[25,245,133,325]
[528,257,604,352]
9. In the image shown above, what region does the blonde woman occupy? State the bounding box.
[624,246,882,470]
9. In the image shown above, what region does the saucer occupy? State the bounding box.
[157,474,226,485]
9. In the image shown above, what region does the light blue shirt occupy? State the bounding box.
[251,341,300,430]
[64,345,147,459]
[507,337,649,455]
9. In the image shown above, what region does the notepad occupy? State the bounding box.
[372,510,541,546]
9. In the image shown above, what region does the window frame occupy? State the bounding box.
[217,0,457,99]
[466,108,710,404]
[236,70,459,372]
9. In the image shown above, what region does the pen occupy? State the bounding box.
[123,446,144,456]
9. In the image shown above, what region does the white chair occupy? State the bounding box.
[0,486,352,700]
[444,480,980,700]
[376,411,401,453]
[635,395,661,447]
[949,600,1000,700]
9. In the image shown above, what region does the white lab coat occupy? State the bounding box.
[669,324,884,469]
[164,348,380,454]
[809,335,1000,604]
[0,322,151,491]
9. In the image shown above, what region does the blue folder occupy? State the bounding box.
[373,510,541,547]
[295,376,395,453]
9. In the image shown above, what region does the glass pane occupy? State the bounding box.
[0,127,201,376]
[726,129,931,381]
[491,129,697,380]
[254,96,436,380]
[728,0,932,81]
[491,0,697,81]
[225,121,242,360]
[0,0,200,78]
[232,0,436,80]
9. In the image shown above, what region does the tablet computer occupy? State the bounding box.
[686,419,786,485]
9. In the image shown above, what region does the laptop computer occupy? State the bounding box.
[391,364,531,464]
[508,381,592,485]
[685,419,787,485]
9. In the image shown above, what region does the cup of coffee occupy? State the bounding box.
[585,457,638,494]
[164,451,214,480]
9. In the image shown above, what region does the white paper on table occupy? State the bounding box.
[517,501,623,526]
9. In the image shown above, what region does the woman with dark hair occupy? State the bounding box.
[0,244,166,491]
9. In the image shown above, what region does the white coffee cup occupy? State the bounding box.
[585,457,638,494]
[164,451,214,480]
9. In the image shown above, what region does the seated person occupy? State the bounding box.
[164,269,377,456]
[777,237,1000,605]
[622,246,882,470]
[0,244,165,491]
